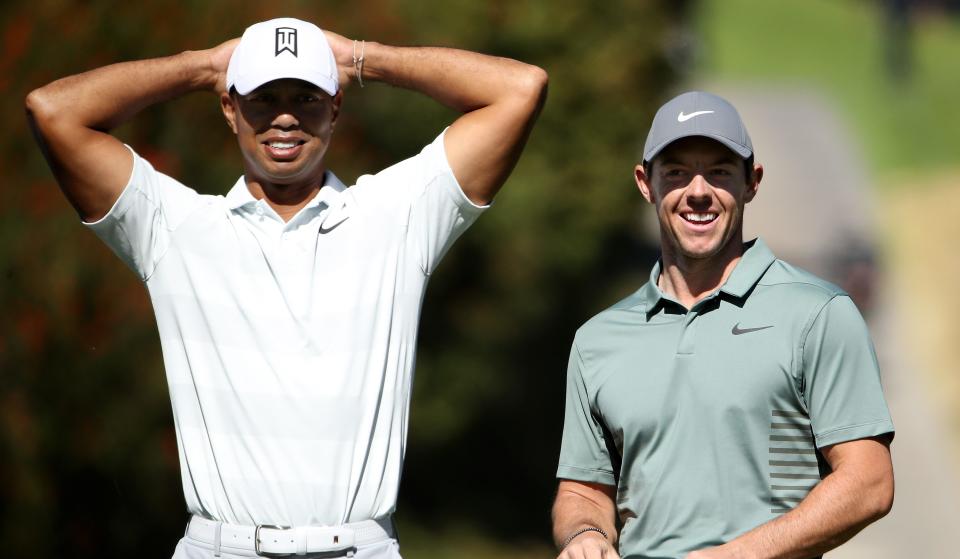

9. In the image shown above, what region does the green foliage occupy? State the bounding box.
[695,0,960,176]
[2,0,678,556]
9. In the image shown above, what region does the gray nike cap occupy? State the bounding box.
[642,91,753,164]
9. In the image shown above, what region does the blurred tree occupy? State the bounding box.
[884,0,914,82]
[2,0,678,556]
[395,0,674,539]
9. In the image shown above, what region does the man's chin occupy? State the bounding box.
[264,174,301,185]
[259,164,321,185]
[676,233,747,263]
[677,239,724,261]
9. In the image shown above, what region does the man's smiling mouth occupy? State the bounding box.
[267,140,302,149]
[263,138,306,160]
[681,212,718,224]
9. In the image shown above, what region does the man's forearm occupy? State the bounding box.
[26,41,234,221]
[325,37,546,205]
[694,440,894,559]
[27,49,218,132]
[357,42,545,113]
[552,482,619,550]
[552,497,615,549]
[730,474,887,558]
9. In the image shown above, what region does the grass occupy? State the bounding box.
[694,0,960,177]
[395,520,553,559]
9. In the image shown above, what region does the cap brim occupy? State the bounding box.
[232,71,338,97]
[643,133,752,164]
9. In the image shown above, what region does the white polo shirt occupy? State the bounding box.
[85,131,486,527]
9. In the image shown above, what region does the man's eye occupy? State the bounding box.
[666,169,685,177]
[297,95,320,103]
[711,168,732,176]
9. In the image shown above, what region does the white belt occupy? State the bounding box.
[186,514,395,557]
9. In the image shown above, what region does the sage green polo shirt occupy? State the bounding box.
[557,239,894,559]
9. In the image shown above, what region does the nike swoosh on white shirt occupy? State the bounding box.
[677,110,715,122]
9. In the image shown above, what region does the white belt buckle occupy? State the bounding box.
[255,525,292,557]
[255,524,357,556]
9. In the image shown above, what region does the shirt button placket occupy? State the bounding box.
[677,310,698,355]
[676,292,718,356]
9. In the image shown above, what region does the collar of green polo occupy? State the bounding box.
[718,238,777,298]
[638,238,777,317]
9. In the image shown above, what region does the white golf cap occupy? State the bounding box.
[226,17,339,96]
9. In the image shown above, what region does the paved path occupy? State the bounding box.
[686,84,960,557]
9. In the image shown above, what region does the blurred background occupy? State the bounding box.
[2,0,959,557]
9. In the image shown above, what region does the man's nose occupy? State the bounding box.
[686,173,711,197]
[271,110,299,129]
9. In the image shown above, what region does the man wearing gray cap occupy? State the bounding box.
[26,16,546,559]
[551,92,894,559]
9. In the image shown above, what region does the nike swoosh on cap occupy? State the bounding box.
[677,110,715,123]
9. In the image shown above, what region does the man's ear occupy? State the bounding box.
[330,90,343,128]
[635,164,655,204]
[744,163,763,204]
[220,92,238,134]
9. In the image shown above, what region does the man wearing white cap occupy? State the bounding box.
[551,92,894,559]
[26,17,546,559]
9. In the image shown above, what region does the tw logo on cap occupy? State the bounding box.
[275,27,298,57]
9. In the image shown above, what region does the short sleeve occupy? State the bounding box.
[557,342,617,485]
[83,146,202,281]
[802,295,895,448]
[352,130,489,274]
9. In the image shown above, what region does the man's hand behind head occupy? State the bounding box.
[208,38,240,95]
[322,30,358,88]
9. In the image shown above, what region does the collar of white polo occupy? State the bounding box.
[223,171,351,229]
